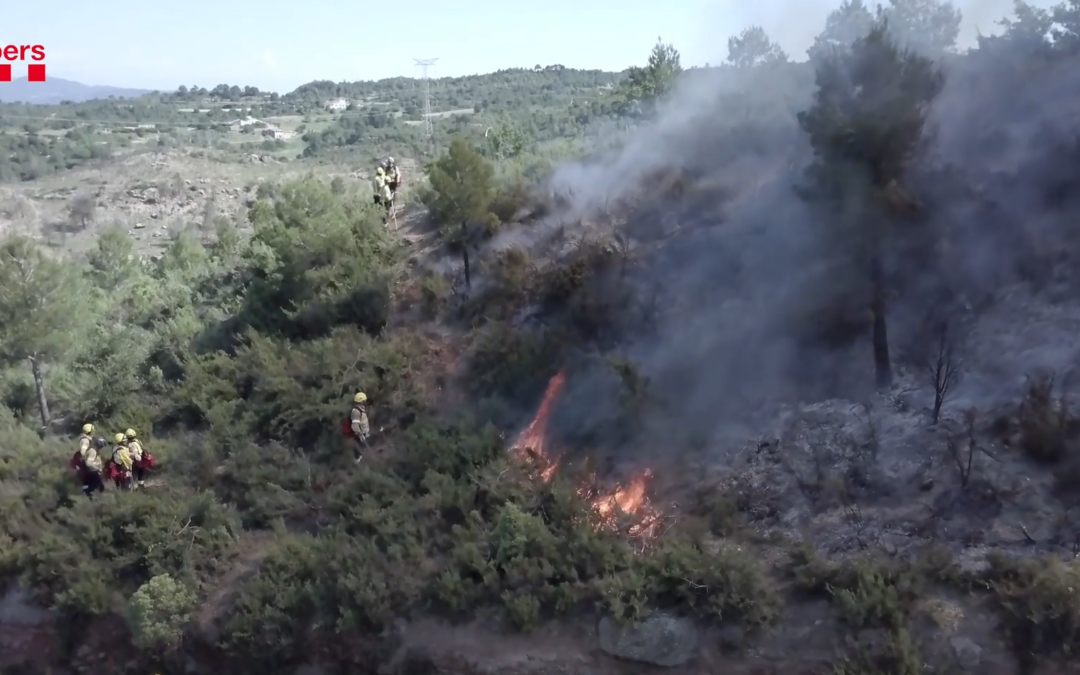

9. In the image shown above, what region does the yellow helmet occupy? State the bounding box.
[354,392,367,403]
[82,423,94,434]
[125,428,137,438]
[114,433,126,444]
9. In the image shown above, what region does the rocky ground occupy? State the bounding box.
[0,149,423,258]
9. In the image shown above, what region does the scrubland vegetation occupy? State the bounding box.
[4,1,1080,673]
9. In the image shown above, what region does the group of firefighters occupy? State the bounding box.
[71,390,372,497]
[65,162,399,493]
[70,424,155,498]
[372,156,402,224]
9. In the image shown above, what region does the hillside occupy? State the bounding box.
[0,76,151,104]
[4,2,1080,675]
[0,66,622,187]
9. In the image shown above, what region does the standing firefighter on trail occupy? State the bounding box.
[343,391,371,463]
[124,428,155,489]
[73,423,95,465]
[372,167,394,225]
[70,425,106,498]
[109,433,134,490]
[383,157,401,196]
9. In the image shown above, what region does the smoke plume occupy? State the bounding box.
[535,1,1080,464]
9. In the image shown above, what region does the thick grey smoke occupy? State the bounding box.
[537,1,1080,464]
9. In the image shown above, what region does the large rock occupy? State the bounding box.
[597,612,699,667]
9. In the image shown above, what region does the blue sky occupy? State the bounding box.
[0,0,1053,93]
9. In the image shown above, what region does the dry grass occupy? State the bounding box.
[0,148,365,255]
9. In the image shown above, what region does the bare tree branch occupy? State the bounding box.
[946,407,978,488]
[923,315,965,425]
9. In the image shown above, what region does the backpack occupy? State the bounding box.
[141,451,155,469]
[70,451,84,472]
[341,417,355,438]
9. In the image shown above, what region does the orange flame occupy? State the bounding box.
[510,372,565,481]
[510,372,663,539]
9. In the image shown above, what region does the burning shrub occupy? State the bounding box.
[222,381,782,658]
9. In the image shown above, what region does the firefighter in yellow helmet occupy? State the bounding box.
[384,157,402,196]
[71,434,106,498]
[372,166,386,205]
[76,423,95,458]
[372,167,393,224]
[110,432,134,490]
[125,428,151,489]
[348,391,371,463]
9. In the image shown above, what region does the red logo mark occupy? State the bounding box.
[0,44,47,82]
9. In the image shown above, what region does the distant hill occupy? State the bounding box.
[0,77,151,104]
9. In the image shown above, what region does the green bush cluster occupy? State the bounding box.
[0,177,398,619]
[787,545,923,675]
[0,169,781,671]
[986,553,1080,663]
[219,419,779,663]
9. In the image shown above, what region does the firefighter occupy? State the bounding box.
[372,167,393,224]
[349,391,371,463]
[372,166,386,206]
[74,436,107,498]
[71,423,98,478]
[124,428,153,489]
[384,157,402,195]
[75,423,95,460]
[110,433,134,490]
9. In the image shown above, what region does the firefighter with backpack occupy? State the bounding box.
[108,432,135,490]
[70,424,106,498]
[124,428,155,489]
[343,391,371,463]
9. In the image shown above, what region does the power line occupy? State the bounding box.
[413,58,438,150]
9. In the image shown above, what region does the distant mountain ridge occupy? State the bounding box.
[0,77,151,104]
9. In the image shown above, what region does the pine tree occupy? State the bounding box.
[797,24,944,389]
[0,235,91,431]
[422,138,499,289]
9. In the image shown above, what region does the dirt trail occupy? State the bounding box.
[392,202,440,252]
[196,531,276,635]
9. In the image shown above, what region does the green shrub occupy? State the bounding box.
[466,322,563,401]
[987,553,1080,662]
[218,415,781,663]
[15,491,239,615]
[125,573,196,650]
[465,246,535,321]
[787,548,924,675]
